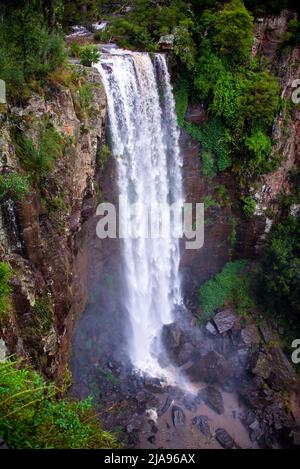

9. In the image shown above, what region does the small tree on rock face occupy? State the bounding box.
[79,45,100,67]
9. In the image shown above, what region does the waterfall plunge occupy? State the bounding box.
[96,51,184,375]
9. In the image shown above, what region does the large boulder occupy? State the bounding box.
[171,405,186,427]
[213,310,237,334]
[241,324,261,346]
[267,347,296,391]
[192,415,211,437]
[203,386,224,415]
[215,428,235,449]
[185,350,232,385]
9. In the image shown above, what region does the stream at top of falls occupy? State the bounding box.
[96,49,184,376]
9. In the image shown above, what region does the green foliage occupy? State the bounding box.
[174,76,189,128]
[79,83,92,109]
[185,120,231,172]
[201,151,216,178]
[69,41,81,58]
[0,4,66,101]
[204,194,217,209]
[173,23,196,70]
[260,214,300,330]
[109,0,192,51]
[17,121,63,181]
[79,45,100,67]
[0,262,11,315]
[242,195,256,218]
[245,129,272,174]
[32,296,54,335]
[214,0,254,63]
[0,359,120,449]
[198,260,253,321]
[97,144,111,170]
[194,47,225,101]
[0,173,30,201]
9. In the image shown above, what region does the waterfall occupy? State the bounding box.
[96,50,183,374]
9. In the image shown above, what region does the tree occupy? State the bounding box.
[214,0,253,63]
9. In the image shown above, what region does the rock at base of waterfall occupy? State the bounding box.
[184,350,232,384]
[162,323,185,351]
[203,386,224,415]
[171,405,186,427]
[158,396,172,417]
[241,324,261,346]
[252,352,271,380]
[144,376,166,394]
[215,428,235,449]
[213,310,237,334]
[205,321,218,336]
[192,415,211,437]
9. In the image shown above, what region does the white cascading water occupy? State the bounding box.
[96,50,183,374]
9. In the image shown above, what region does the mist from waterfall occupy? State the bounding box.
[96,50,183,374]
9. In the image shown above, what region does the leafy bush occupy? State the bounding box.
[0,359,120,449]
[79,45,100,67]
[0,262,11,315]
[0,173,30,201]
[198,260,253,321]
[202,151,216,178]
[69,41,81,58]
[185,120,231,172]
[16,121,63,181]
[242,195,256,218]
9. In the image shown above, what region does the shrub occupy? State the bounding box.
[79,45,100,67]
[0,262,11,315]
[198,260,252,321]
[185,120,231,172]
[0,359,121,449]
[69,41,81,58]
[242,195,256,218]
[202,151,216,178]
[17,121,63,181]
[0,173,30,201]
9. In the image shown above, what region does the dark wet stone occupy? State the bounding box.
[258,323,272,344]
[267,347,296,391]
[144,376,166,393]
[241,324,260,346]
[213,310,237,334]
[158,396,172,417]
[171,405,186,427]
[174,342,195,366]
[147,435,156,444]
[215,428,235,449]
[185,350,232,385]
[203,386,224,415]
[252,352,271,380]
[162,323,185,351]
[192,415,211,437]
[205,321,218,336]
[126,414,143,433]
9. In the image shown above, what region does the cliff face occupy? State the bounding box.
[180,10,300,305]
[0,66,106,376]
